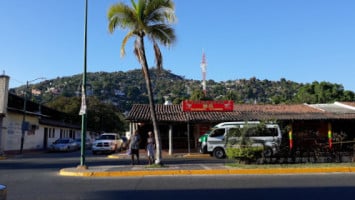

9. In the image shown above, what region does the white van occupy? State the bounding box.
[198,121,282,159]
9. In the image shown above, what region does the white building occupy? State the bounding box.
[0,75,90,155]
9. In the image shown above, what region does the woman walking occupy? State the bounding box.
[146,131,155,165]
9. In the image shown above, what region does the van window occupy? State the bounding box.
[245,126,277,137]
[228,128,242,137]
[210,129,225,137]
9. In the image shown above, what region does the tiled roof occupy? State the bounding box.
[337,102,355,109]
[126,103,355,122]
[308,103,355,114]
[127,104,186,122]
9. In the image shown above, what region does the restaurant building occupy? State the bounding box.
[126,100,355,155]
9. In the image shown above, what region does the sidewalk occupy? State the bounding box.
[59,151,355,177]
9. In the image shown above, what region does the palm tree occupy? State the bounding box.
[108,0,176,164]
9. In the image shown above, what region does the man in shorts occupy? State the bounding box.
[129,130,141,165]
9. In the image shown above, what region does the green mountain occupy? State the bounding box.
[10,68,355,112]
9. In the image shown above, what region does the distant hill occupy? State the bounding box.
[10,68,355,112]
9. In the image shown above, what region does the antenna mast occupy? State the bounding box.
[201,50,207,96]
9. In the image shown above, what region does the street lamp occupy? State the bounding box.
[20,77,46,154]
[77,0,88,169]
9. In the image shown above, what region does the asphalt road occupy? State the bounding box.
[1,150,355,200]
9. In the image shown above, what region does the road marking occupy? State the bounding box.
[199,164,211,170]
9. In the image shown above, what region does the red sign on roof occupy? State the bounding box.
[181,100,234,112]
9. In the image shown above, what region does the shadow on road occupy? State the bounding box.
[85,187,355,200]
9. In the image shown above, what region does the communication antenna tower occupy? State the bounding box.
[201,50,207,96]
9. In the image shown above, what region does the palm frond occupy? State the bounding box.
[153,41,163,70]
[107,3,137,33]
[135,0,146,28]
[121,31,135,57]
[145,0,176,24]
[148,24,176,46]
[131,0,137,10]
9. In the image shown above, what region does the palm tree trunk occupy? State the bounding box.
[135,36,163,164]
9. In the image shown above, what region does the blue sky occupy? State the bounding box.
[1,0,355,91]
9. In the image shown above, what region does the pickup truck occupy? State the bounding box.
[92,133,122,154]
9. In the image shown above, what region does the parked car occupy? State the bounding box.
[49,138,79,152]
[92,133,122,154]
[74,138,92,149]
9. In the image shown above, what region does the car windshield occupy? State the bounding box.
[55,139,70,144]
[98,135,115,140]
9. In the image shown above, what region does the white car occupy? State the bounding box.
[49,138,79,152]
[74,138,92,150]
[92,133,122,154]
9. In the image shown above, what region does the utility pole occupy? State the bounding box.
[78,0,88,169]
[20,77,45,154]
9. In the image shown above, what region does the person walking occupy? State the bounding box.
[129,130,141,165]
[146,131,155,165]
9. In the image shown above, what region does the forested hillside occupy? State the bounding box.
[11,68,355,112]
[10,68,354,133]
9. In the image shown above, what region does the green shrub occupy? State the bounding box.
[226,145,263,163]
[225,121,269,163]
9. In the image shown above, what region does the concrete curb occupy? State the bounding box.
[182,153,211,158]
[107,153,211,159]
[59,167,355,177]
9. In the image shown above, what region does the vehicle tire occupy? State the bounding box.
[263,147,273,158]
[213,147,225,159]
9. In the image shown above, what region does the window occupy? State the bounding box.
[49,128,55,138]
[69,129,76,138]
[245,126,277,137]
[210,128,225,137]
[60,129,69,138]
[27,126,36,135]
[228,128,241,137]
[99,135,116,140]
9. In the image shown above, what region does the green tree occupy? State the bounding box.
[45,96,81,123]
[108,0,176,164]
[342,90,355,101]
[87,97,126,133]
[225,90,238,101]
[295,81,351,103]
[46,96,126,133]
[295,83,317,103]
[190,89,205,100]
